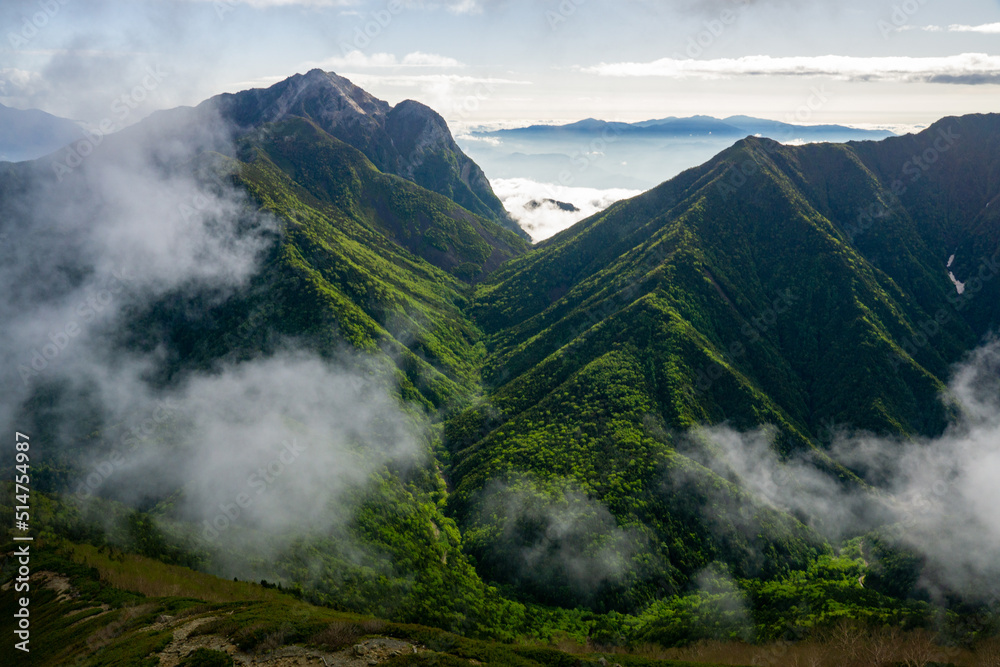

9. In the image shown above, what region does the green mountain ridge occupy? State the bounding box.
[2,72,999,658]
[445,115,999,610]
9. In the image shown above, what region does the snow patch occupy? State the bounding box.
[949,271,966,294]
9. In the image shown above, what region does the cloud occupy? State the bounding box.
[489,177,641,241]
[906,23,1000,34]
[332,72,530,121]
[1,42,178,125]
[455,133,502,146]
[0,68,48,105]
[441,0,484,13]
[92,349,422,547]
[466,474,647,606]
[401,51,464,67]
[310,50,466,70]
[0,105,272,420]
[186,0,359,6]
[341,73,529,86]
[684,425,887,543]
[688,340,1000,600]
[0,100,422,577]
[947,23,1000,33]
[582,53,1000,85]
[185,0,486,11]
[403,0,497,12]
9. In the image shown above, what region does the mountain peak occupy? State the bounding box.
[274,69,390,121]
[203,70,524,237]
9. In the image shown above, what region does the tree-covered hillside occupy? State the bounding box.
[2,72,999,658]
[447,115,1000,612]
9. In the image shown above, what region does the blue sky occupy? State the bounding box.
[1,0,998,130]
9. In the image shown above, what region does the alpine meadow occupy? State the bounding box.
[2,2,1000,666]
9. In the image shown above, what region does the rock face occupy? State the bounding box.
[525,198,580,212]
[205,70,525,237]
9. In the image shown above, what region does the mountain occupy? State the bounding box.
[526,198,580,212]
[642,116,745,136]
[207,69,527,238]
[458,115,896,194]
[485,115,893,141]
[0,102,82,162]
[2,64,999,657]
[497,117,637,135]
[491,116,744,138]
[446,114,999,610]
[633,116,680,128]
[722,115,896,142]
[5,69,530,404]
[1,70,539,639]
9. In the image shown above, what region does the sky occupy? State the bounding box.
[1,0,999,133]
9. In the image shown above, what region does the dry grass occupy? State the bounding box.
[255,625,290,655]
[189,616,243,639]
[309,619,387,651]
[549,636,589,655]
[175,603,215,620]
[70,542,285,604]
[85,602,157,651]
[584,623,994,667]
[64,542,1000,667]
[974,636,1000,667]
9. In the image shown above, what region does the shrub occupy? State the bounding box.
[309,618,386,650]
[179,648,234,667]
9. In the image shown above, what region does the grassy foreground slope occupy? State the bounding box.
[5,532,993,666]
[1,536,742,667]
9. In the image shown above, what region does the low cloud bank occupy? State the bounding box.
[688,340,1000,600]
[491,177,641,241]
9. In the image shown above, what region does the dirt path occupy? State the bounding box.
[153,619,421,667]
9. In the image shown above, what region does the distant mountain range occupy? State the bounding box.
[0,102,83,162]
[482,114,895,141]
[459,114,898,193]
